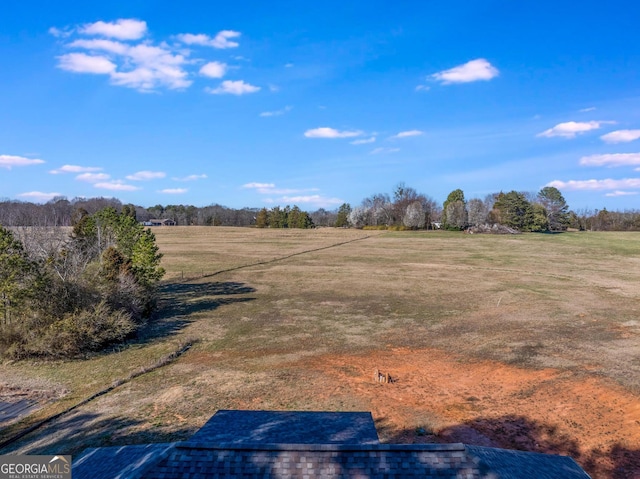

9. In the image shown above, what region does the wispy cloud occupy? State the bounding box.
[205,80,260,95]
[304,127,362,139]
[370,147,400,154]
[50,164,102,174]
[159,188,188,194]
[79,19,147,40]
[600,129,640,144]
[0,155,45,169]
[391,130,423,139]
[243,182,275,189]
[605,190,638,197]
[18,191,62,202]
[126,170,166,181]
[579,153,640,168]
[579,107,596,113]
[76,172,110,182]
[351,137,376,145]
[48,26,72,38]
[415,85,430,92]
[173,174,207,181]
[260,106,292,117]
[547,178,640,191]
[431,58,498,84]
[199,61,227,78]
[175,30,240,49]
[94,181,141,191]
[537,121,611,138]
[244,182,317,195]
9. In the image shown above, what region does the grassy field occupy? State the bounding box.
[1,227,639,477]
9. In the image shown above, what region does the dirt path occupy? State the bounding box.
[307,347,640,478]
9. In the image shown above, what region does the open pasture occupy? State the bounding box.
[1,227,639,477]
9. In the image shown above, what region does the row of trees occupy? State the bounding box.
[255,206,314,229]
[344,183,440,229]
[0,207,164,358]
[2,189,640,231]
[0,197,260,228]
[436,187,570,232]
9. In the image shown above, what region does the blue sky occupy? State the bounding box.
[2,1,640,211]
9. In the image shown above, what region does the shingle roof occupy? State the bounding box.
[72,410,592,479]
[73,443,175,479]
[190,410,380,445]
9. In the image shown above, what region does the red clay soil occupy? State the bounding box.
[308,348,640,479]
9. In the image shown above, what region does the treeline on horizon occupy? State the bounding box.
[1,184,640,232]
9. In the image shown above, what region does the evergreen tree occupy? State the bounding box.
[256,208,269,228]
[492,191,534,231]
[0,225,42,325]
[335,203,351,227]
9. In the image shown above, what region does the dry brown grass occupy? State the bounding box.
[1,227,639,477]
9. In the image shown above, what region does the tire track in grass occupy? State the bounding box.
[178,233,377,282]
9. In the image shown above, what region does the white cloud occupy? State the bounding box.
[126,170,166,181]
[243,182,276,189]
[415,85,430,92]
[304,127,362,139]
[57,53,116,74]
[200,61,227,78]
[605,190,638,197]
[537,121,609,138]
[159,188,188,194]
[600,130,640,144]
[94,181,141,191]
[431,58,499,84]
[0,155,45,169]
[173,174,207,181]
[56,26,192,91]
[68,38,129,55]
[579,107,596,113]
[260,106,292,117]
[18,191,62,202]
[579,153,640,167]
[547,178,640,191]
[392,130,423,139]
[370,147,400,154]
[176,30,241,49]
[206,80,260,95]
[351,137,376,145]
[80,19,147,40]
[50,164,102,174]
[76,172,110,182]
[110,44,191,90]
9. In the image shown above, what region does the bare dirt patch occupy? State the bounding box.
[305,347,640,478]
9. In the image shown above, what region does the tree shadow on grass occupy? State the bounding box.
[134,281,256,344]
[382,414,639,479]
[0,410,195,457]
